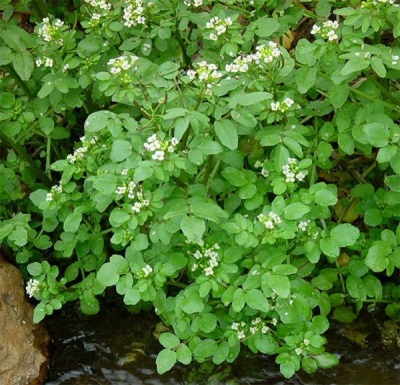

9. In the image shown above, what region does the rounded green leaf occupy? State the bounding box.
[156,348,177,374]
[97,262,119,287]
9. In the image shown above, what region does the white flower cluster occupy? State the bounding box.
[37,17,64,44]
[392,55,399,65]
[191,243,220,276]
[26,279,40,298]
[144,134,179,161]
[36,57,54,68]
[187,61,222,93]
[123,0,146,27]
[282,158,305,183]
[205,16,232,41]
[46,184,62,202]
[225,41,282,73]
[184,0,203,6]
[311,20,339,42]
[107,55,139,75]
[85,0,111,10]
[257,211,281,229]
[67,135,98,164]
[232,317,271,340]
[114,178,149,213]
[295,338,311,356]
[270,98,295,113]
[84,0,112,25]
[138,264,153,278]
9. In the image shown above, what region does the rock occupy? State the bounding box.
[0,256,50,385]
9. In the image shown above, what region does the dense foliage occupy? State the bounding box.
[1,0,399,378]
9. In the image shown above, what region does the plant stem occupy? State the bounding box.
[0,131,53,188]
[205,159,221,195]
[46,137,51,177]
[5,65,33,99]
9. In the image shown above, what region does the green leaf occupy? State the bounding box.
[267,274,290,298]
[221,167,249,187]
[295,66,317,94]
[232,288,245,312]
[159,333,180,349]
[329,83,350,109]
[311,315,330,334]
[156,349,177,374]
[85,111,114,132]
[176,343,192,365]
[124,288,141,305]
[272,264,297,275]
[181,291,204,314]
[214,120,238,150]
[13,51,33,81]
[64,211,82,233]
[314,186,338,206]
[341,58,369,76]
[284,202,310,220]
[97,262,119,287]
[110,139,132,162]
[228,92,272,108]
[109,209,131,227]
[255,17,279,37]
[365,244,390,272]
[245,289,270,312]
[280,359,296,379]
[370,56,386,78]
[330,224,360,247]
[199,313,217,333]
[180,216,205,244]
[193,339,218,359]
[320,237,340,258]
[314,353,339,369]
[213,341,229,364]
[363,123,389,148]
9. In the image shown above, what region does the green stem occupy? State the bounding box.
[0,131,53,188]
[205,159,221,195]
[4,65,33,99]
[46,137,51,177]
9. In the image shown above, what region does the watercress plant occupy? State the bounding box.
[0,0,399,379]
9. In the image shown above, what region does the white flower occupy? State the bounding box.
[26,279,40,297]
[262,325,270,334]
[204,266,214,276]
[271,102,280,111]
[36,58,43,67]
[46,193,53,202]
[295,347,303,355]
[283,98,294,108]
[152,150,165,161]
[311,24,321,35]
[298,220,310,231]
[45,57,54,67]
[304,339,310,346]
[142,264,153,277]
[209,33,218,41]
[237,330,246,339]
[392,55,399,65]
[296,172,305,181]
[261,169,269,178]
[231,322,239,330]
[132,202,142,213]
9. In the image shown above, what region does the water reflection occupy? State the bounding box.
[44,302,399,385]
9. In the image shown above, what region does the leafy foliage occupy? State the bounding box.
[1,0,399,379]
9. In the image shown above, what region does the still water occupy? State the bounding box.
[44,302,399,385]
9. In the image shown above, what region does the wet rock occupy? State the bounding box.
[0,256,50,385]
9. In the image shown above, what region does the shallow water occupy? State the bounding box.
[44,303,400,385]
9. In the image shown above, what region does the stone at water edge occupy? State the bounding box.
[0,255,51,385]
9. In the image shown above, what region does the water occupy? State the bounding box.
[44,302,400,385]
